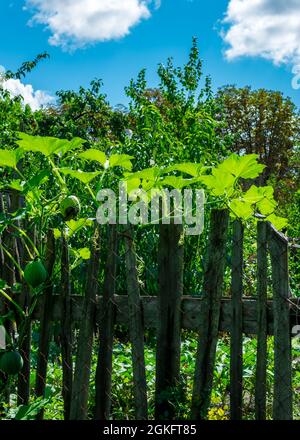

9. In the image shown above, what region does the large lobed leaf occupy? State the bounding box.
[16,133,84,157]
[0,148,24,169]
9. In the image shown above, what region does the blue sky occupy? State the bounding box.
[1,0,300,108]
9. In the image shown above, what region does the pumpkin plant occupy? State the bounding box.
[124,153,287,231]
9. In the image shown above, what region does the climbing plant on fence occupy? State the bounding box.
[0,133,297,420]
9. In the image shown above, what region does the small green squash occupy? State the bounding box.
[60,195,81,221]
[0,351,24,375]
[24,259,48,288]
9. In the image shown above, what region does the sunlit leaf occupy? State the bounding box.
[53,229,61,240]
[59,168,101,184]
[109,154,134,171]
[230,199,254,219]
[78,247,91,260]
[78,149,107,165]
[126,167,160,182]
[218,154,265,179]
[66,218,93,237]
[243,185,274,203]
[257,198,276,216]
[199,169,236,197]
[125,178,141,194]
[16,133,84,157]
[161,176,199,189]
[266,214,288,231]
[0,148,24,168]
[164,162,203,177]
[6,179,24,192]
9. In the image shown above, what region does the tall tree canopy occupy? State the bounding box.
[216,86,300,193]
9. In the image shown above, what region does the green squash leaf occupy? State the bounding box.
[78,149,107,166]
[16,133,84,157]
[0,148,24,169]
[6,179,24,192]
[161,176,199,189]
[66,218,93,237]
[266,214,288,231]
[164,162,203,177]
[199,169,236,197]
[59,168,101,184]
[218,154,265,180]
[78,247,91,260]
[230,199,254,219]
[126,167,160,182]
[109,154,134,171]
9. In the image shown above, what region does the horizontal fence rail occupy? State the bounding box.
[31,294,300,334]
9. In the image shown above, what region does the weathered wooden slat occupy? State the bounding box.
[70,225,101,420]
[124,225,148,420]
[17,218,34,406]
[155,223,184,420]
[191,209,229,420]
[60,234,73,420]
[30,295,299,334]
[94,225,118,420]
[268,224,293,420]
[230,220,244,420]
[255,221,268,420]
[0,192,5,282]
[35,229,56,419]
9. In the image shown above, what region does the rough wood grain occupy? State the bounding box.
[60,233,73,420]
[155,223,184,420]
[35,229,56,419]
[30,295,300,334]
[230,220,244,420]
[268,224,293,420]
[124,224,148,420]
[70,225,101,420]
[94,225,117,420]
[255,221,268,420]
[191,209,229,420]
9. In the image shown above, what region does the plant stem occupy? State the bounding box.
[0,289,25,318]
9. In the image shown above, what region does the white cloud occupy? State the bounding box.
[222,0,300,67]
[1,75,54,111]
[25,0,159,51]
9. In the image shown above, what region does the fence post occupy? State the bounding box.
[70,225,101,420]
[268,223,293,420]
[17,219,34,406]
[94,225,118,420]
[255,221,268,420]
[230,220,244,420]
[191,209,229,420]
[123,224,148,419]
[35,229,56,419]
[155,223,184,420]
[60,232,73,420]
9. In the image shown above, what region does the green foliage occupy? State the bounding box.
[16,132,85,157]
[217,86,300,188]
[0,148,24,168]
[0,43,298,422]
[124,38,229,169]
[125,152,286,230]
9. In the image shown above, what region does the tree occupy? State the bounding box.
[216,86,300,192]
[35,79,128,145]
[124,38,230,170]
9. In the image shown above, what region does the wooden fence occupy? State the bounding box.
[0,207,299,420]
